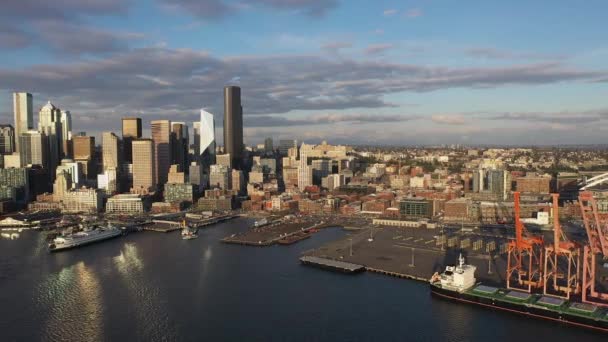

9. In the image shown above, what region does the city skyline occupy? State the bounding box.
[0,1,607,146]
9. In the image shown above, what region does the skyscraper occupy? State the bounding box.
[192,121,201,156]
[297,152,312,190]
[132,139,155,193]
[19,130,47,168]
[264,137,273,154]
[60,110,72,158]
[0,125,15,155]
[199,109,216,170]
[223,86,243,169]
[73,135,95,180]
[13,92,33,153]
[171,122,188,173]
[102,132,120,170]
[151,120,171,186]
[38,101,63,178]
[122,117,142,163]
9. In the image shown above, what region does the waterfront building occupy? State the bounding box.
[151,120,172,186]
[97,167,118,195]
[131,139,156,194]
[122,117,142,163]
[223,86,243,169]
[164,183,195,204]
[62,187,102,213]
[53,171,72,201]
[0,125,15,155]
[106,194,146,213]
[13,92,33,153]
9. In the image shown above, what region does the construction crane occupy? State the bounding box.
[543,193,580,299]
[506,191,544,292]
[578,192,608,306]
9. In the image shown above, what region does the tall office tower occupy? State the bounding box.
[131,139,156,193]
[472,168,486,192]
[488,169,511,201]
[216,154,231,169]
[192,121,201,156]
[38,101,63,178]
[13,92,33,153]
[231,169,244,194]
[60,110,72,158]
[199,109,216,170]
[297,152,313,190]
[19,131,47,168]
[122,117,142,163]
[209,164,231,190]
[151,120,172,186]
[0,125,15,155]
[73,135,95,179]
[279,139,297,156]
[264,137,273,154]
[223,86,243,169]
[171,122,189,173]
[102,132,120,170]
[189,162,205,192]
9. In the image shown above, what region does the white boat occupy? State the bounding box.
[181,221,198,240]
[254,218,269,227]
[48,223,122,252]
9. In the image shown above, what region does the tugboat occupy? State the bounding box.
[181,221,198,240]
[430,254,608,333]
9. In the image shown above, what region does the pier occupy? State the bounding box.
[299,256,365,274]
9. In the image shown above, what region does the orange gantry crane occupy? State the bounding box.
[578,192,608,306]
[543,193,580,299]
[506,192,544,292]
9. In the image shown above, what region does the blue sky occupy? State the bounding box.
[0,0,607,145]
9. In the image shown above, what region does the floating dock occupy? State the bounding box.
[299,256,365,274]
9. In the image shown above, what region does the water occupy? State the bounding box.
[0,218,605,342]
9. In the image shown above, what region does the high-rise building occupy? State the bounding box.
[223,86,243,169]
[171,122,189,173]
[151,120,171,186]
[13,92,33,153]
[189,162,205,192]
[209,164,231,190]
[167,164,186,184]
[297,152,313,190]
[199,109,216,170]
[279,139,297,156]
[131,139,156,194]
[488,169,511,201]
[122,117,142,163]
[216,153,231,169]
[38,101,63,178]
[60,110,72,158]
[102,132,120,170]
[192,121,201,156]
[231,169,244,194]
[264,137,273,154]
[19,131,47,168]
[56,159,82,188]
[73,135,95,179]
[0,125,15,155]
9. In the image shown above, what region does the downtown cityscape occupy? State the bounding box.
[1,1,608,341]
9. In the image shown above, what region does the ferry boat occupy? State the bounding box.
[430,254,608,333]
[48,223,122,252]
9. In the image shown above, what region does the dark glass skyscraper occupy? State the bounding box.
[223,86,243,169]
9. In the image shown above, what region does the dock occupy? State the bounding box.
[300,256,365,274]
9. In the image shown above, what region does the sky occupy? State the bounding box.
[0,0,607,146]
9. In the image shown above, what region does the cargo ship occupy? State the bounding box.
[430,254,608,333]
[48,224,122,252]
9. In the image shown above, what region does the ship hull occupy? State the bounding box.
[430,284,608,333]
[49,231,122,252]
